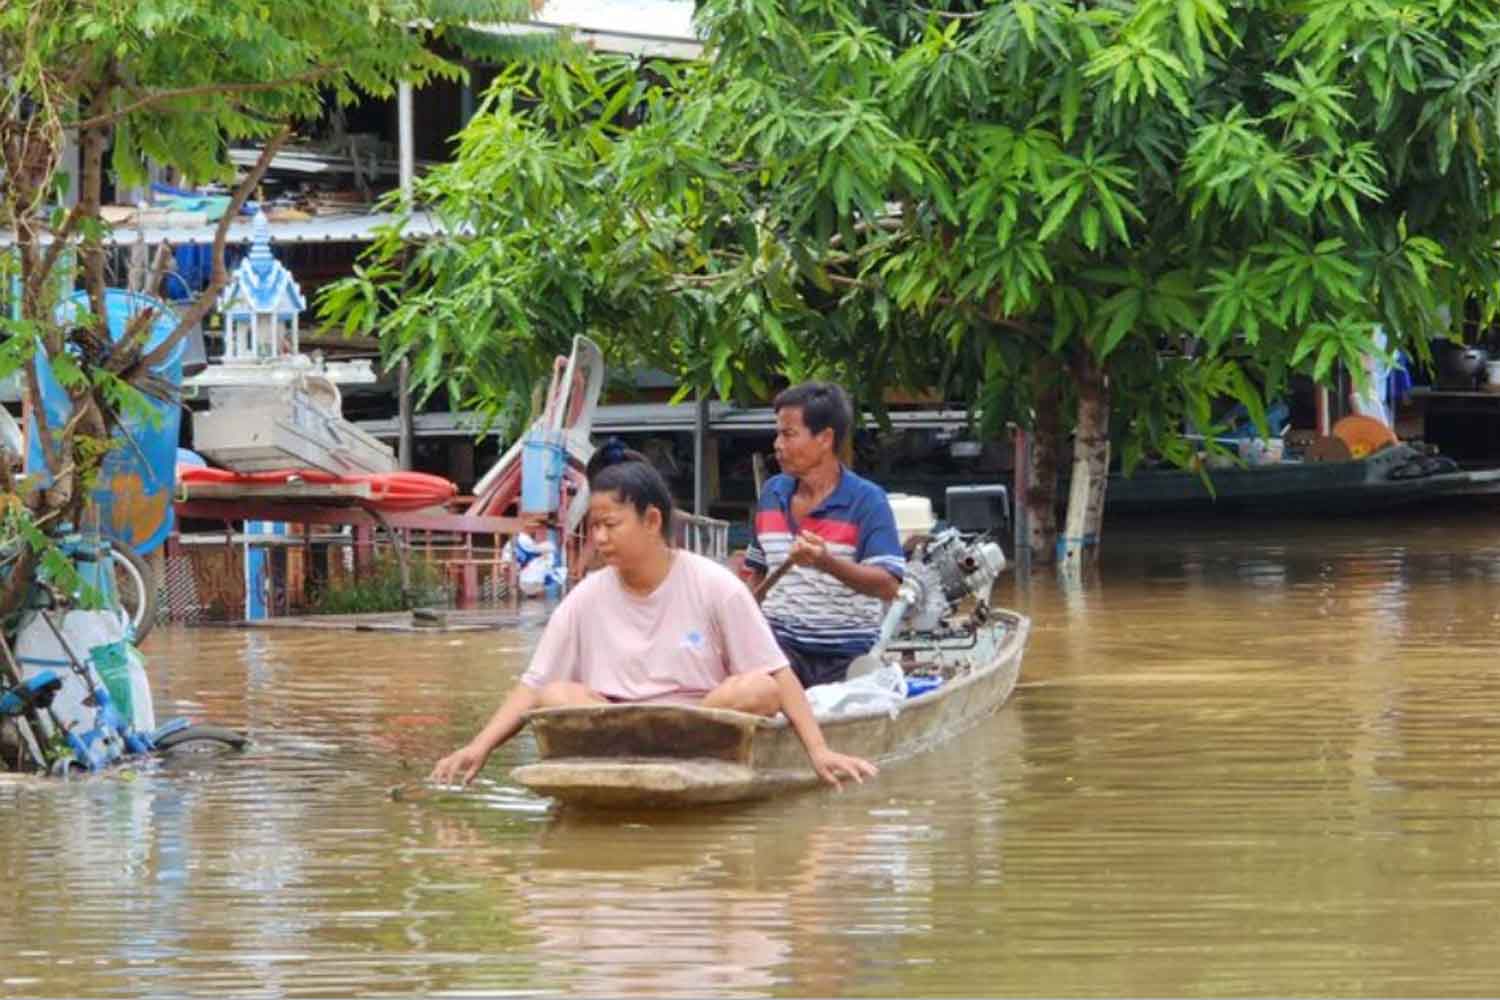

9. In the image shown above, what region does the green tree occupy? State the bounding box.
[1,0,546,618]
[329,0,1500,566]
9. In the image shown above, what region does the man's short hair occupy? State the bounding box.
[773,381,853,449]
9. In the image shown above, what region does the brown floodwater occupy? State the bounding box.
[7,504,1500,997]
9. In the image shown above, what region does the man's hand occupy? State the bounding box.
[429,742,491,787]
[809,746,879,790]
[787,530,830,569]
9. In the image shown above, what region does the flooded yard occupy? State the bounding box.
[7,504,1500,996]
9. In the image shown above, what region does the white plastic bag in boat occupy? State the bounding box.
[13,609,156,736]
[804,663,908,721]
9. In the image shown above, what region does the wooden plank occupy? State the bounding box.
[175,499,380,527]
[180,480,373,501]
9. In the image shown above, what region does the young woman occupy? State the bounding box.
[430,441,878,790]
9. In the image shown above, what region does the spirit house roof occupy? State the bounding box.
[218,211,307,320]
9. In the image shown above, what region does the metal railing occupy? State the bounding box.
[672,512,730,562]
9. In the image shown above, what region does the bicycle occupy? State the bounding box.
[0,527,245,774]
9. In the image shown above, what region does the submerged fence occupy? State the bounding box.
[157,510,735,622]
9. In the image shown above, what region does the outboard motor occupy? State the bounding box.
[919,529,1007,609]
[872,527,1009,649]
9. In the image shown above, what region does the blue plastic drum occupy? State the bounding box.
[26,290,185,557]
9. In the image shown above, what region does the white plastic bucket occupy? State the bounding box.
[886,493,935,543]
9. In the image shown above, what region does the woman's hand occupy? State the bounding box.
[429,742,491,787]
[809,746,879,790]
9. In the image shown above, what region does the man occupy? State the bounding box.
[744,382,905,688]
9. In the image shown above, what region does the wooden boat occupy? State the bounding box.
[512,607,1029,808]
[1102,444,1500,515]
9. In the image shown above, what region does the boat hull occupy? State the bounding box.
[512,610,1029,808]
[1103,448,1500,515]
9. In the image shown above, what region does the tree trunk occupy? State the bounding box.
[1026,363,1062,565]
[79,125,109,335]
[1059,348,1110,575]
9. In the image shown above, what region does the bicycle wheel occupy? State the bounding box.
[111,545,159,644]
[153,724,250,753]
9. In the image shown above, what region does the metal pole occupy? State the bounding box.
[398,81,416,205]
[397,358,414,472]
[397,80,417,473]
[460,82,476,128]
[693,392,709,516]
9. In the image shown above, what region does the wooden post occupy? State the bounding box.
[448,439,475,490]
[1027,366,1062,566]
[302,522,313,607]
[1011,425,1030,580]
[354,523,374,573]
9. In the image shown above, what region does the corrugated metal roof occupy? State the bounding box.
[474,0,702,58]
[0,210,454,248]
[355,403,973,439]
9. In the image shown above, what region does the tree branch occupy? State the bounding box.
[72,68,338,130]
[22,365,58,478]
[105,308,160,375]
[830,272,1045,338]
[35,201,86,289]
[78,125,109,357]
[145,241,175,298]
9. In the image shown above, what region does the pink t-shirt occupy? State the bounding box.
[519,550,788,704]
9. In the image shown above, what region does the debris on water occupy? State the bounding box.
[411,608,448,628]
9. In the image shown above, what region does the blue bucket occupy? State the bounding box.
[520,430,567,513]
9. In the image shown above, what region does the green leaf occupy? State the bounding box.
[1060,71,1083,143]
[1037,183,1084,242]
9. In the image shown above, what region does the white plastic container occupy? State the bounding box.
[1486,360,1500,387]
[886,493,935,544]
[13,609,155,736]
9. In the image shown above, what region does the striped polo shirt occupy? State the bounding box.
[744,468,906,658]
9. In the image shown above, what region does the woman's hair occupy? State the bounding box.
[585,437,675,541]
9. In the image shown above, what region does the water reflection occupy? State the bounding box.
[10,507,1500,994]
